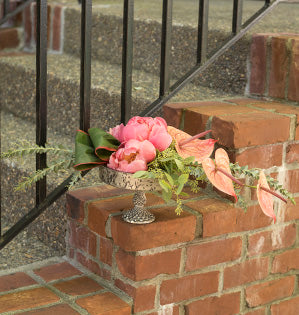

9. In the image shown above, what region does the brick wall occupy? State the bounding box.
[23,3,64,52]
[248,33,299,102]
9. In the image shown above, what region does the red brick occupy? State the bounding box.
[20,304,80,315]
[52,5,62,51]
[224,98,267,106]
[269,36,289,98]
[76,252,111,280]
[116,248,181,281]
[100,236,113,266]
[286,142,299,164]
[23,5,32,46]
[248,224,296,256]
[163,102,201,129]
[283,197,299,221]
[111,206,196,251]
[285,169,299,193]
[186,200,272,238]
[272,248,299,273]
[211,112,290,148]
[33,262,81,282]
[244,309,266,315]
[53,276,103,296]
[0,287,59,313]
[0,28,19,50]
[288,38,299,101]
[88,195,133,236]
[184,103,257,136]
[223,257,269,289]
[185,237,242,271]
[66,185,130,222]
[160,271,219,304]
[76,292,131,315]
[114,279,156,313]
[0,272,36,292]
[185,292,240,315]
[246,276,295,307]
[68,221,97,257]
[249,34,268,95]
[233,144,283,168]
[271,295,299,315]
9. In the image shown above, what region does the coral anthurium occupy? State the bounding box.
[257,171,276,223]
[202,148,237,202]
[167,126,217,163]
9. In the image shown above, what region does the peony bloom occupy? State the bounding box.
[257,171,276,223]
[107,139,156,173]
[110,116,172,151]
[167,126,216,163]
[202,148,237,201]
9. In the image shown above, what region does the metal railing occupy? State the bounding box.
[0,0,282,250]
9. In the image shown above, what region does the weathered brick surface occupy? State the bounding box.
[288,38,299,101]
[0,272,36,292]
[283,197,299,221]
[185,292,240,315]
[0,28,19,50]
[286,142,299,164]
[33,262,81,282]
[211,112,290,148]
[271,295,299,315]
[249,34,268,95]
[245,276,295,307]
[21,304,80,315]
[116,248,181,281]
[185,237,242,271]
[160,271,219,304]
[272,248,299,273]
[248,224,297,256]
[52,5,62,51]
[233,144,283,168]
[186,200,271,237]
[100,236,113,266]
[285,169,299,193]
[53,276,103,296]
[244,309,266,315]
[269,36,289,98]
[111,206,196,251]
[76,292,131,314]
[23,5,32,46]
[68,221,97,257]
[0,288,59,313]
[223,257,269,289]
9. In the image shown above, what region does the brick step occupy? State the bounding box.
[0,52,234,138]
[0,27,21,51]
[0,258,131,314]
[27,0,299,94]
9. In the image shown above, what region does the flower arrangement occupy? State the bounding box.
[1,116,295,222]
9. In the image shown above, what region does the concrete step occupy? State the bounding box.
[0,258,132,314]
[0,52,234,138]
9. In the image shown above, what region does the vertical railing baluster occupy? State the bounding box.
[160,0,173,98]
[80,0,92,131]
[3,0,9,17]
[232,0,243,34]
[36,0,48,205]
[121,0,134,124]
[197,0,209,64]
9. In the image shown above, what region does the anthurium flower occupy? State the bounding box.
[107,139,156,173]
[257,171,276,223]
[167,126,216,163]
[110,116,172,152]
[202,148,237,201]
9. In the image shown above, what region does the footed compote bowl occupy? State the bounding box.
[99,166,161,224]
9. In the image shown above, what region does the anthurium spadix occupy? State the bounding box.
[167,126,217,163]
[257,171,276,223]
[202,148,238,202]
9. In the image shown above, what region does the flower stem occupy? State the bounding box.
[180,130,212,146]
[217,167,287,203]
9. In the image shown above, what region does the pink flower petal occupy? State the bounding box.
[257,171,276,223]
[149,125,172,151]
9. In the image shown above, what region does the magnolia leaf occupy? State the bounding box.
[164,172,174,186]
[162,189,172,202]
[174,159,184,171]
[159,179,172,193]
[133,171,150,179]
[178,174,189,185]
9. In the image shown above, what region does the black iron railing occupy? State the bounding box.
[0,0,282,249]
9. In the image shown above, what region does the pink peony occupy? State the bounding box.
[110,116,172,151]
[107,139,156,173]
